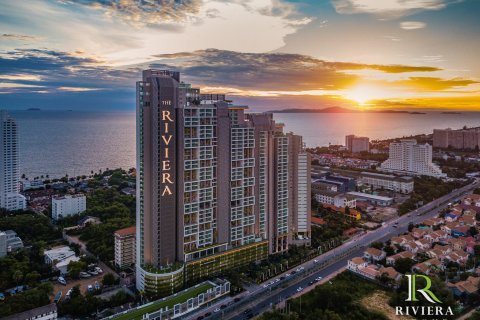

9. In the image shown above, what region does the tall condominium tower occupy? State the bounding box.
[380,139,445,178]
[136,70,310,296]
[0,111,26,211]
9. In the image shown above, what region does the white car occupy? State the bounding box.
[214,308,221,313]
[315,277,323,281]
[296,287,303,292]
[275,278,280,283]
[314,259,319,263]
[95,267,103,273]
[263,284,268,288]
[285,273,291,277]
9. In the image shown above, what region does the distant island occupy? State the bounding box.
[270,106,426,114]
[26,108,41,111]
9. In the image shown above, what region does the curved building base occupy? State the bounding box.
[136,264,185,297]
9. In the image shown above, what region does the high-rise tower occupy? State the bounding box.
[136,70,310,296]
[0,111,26,211]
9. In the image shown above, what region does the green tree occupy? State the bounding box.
[102,273,116,286]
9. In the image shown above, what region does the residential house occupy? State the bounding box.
[386,251,415,266]
[364,247,386,262]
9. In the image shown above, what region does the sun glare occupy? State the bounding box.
[344,84,380,105]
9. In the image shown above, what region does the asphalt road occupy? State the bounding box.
[184,179,480,320]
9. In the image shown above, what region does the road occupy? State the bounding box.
[183,178,480,320]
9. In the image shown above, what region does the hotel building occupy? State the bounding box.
[345,134,370,153]
[136,70,310,296]
[0,110,26,211]
[380,140,445,178]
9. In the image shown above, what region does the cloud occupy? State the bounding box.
[400,21,427,30]
[1,33,37,41]
[143,49,443,93]
[331,0,457,17]
[0,48,136,94]
[62,0,203,28]
[395,77,478,91]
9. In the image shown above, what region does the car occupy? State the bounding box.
[95,267,103,273]
[87,285,94,293]
[88,270,99,276]
[196,316,204,320]
[80,272,91,278]
[394,221,399,224]
[280,276,285,280]
[262,284,268,288]
[220,304,227,309]
[285,273,291,277]
[94,281,101,291]
[58,277,67,285]
[269,281,274,285]
[214,308,221,313]
[417,213,421,216]
[0,293,5,301]
[243,309,252,315]
[315,276,323,281]
[314,259,319,263]
[275,278,280,283]
[234,297,241,302]
[291,271,297,275]
[296,287,303,292]
[308,281,314,286]
[392,225,398,228]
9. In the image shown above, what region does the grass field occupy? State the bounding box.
[115,283,214,320]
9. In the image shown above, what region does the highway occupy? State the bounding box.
[184,178,480,320]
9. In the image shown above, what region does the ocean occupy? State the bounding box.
[10,110,480,179]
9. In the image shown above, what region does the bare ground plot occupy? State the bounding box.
[360,291,414,320]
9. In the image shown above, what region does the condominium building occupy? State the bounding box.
[360,172,414,194]
[136,70,311,296]
[433,128,480,150]
[114,226,136,269]
[0,110,26,211]
[380,140,445,178]
[51,194,86,220]
[0,231,6,258]
[345,134,370,153]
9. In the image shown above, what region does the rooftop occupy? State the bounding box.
[347,192,393,201]
[115,226,136,237]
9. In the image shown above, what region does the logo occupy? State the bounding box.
[405,274,442,304]
[395,275,454,318]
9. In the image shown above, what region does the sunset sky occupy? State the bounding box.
[1,0,479,111]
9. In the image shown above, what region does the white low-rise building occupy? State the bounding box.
[360,172,414,194]
[3,303,57,320]
[314,190,356,208]
[52,194,86,220]
[44,246,79,275]
[347,192,393,206]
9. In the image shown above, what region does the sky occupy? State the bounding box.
[0,0,479,112]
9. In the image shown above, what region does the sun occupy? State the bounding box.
[344,84,380,105]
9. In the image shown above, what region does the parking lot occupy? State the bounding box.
[51,272,104,301]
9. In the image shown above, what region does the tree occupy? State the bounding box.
[394,258,415,274]
[102,273,116,286]
[470,226,478,236]
[24,271,40,286]
[67,260,86,279]
[13,270,23,285]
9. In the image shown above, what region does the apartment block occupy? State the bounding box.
[136,70,311,296]
[51,194,86,220]
[433,128,480,150]
[114,226,136,269]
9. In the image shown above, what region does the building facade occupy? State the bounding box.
[114,226,136,269]
[346,134,370,153]
[433,128,480,150]
[136,70,311,296]
[0,110,26,211]
[51,194,86,220]
[0,231,6,257]
[360,172,414,194]
[380,140,445,178]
